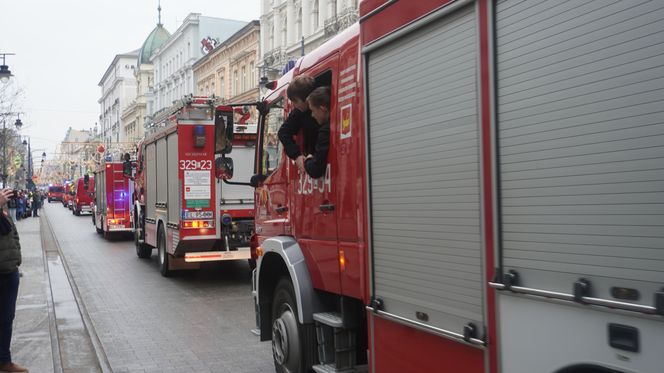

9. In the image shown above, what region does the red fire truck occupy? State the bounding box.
[93,158,133,238]
[246,1,664,372]
[47,184,65,202]
[72,175,94,216]
[131,96,255,276]
[62,181,74,208]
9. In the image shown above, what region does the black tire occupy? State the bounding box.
[135,213,152,259]
[157,224,171,277]
[96,218,103,235]
[103,220,111,240]
[74,209,80,216]
[271,277,317,373]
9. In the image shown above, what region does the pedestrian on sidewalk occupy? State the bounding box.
[0,189,27,373]
[30,192,39,218]
[14,195,24,223]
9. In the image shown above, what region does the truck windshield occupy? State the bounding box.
[181,107,213,120]
[261,99,284,175]
[50,187,64,193]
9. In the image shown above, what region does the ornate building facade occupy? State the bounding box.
[121,21,171,144]
[98,50,139,146]
[150,14,247,116]
[259,0,359,79]
[193,20,260,104]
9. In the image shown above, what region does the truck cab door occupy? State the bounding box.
[254,96,289,238]
[290,58,341,294]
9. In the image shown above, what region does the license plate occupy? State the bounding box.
[109,224,124,229]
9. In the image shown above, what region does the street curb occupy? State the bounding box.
[39,214,64,373]
[41,209,113,373]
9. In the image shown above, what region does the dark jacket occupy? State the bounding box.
[304,121,330,179]
[0,212,21,274]
[277,108,320,160]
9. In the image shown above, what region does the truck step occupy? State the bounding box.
[313,312,343,328]
[312,364,368,373]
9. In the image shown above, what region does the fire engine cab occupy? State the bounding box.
[131,95,256,276]
[244,1,664,372]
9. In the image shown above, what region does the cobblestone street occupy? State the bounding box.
[42,203,272,373]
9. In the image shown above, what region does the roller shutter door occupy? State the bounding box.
[367,4,484,334]
[496,0,664,303]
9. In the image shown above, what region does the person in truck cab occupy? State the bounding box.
[277,74,319,175]
[303,86,331,179]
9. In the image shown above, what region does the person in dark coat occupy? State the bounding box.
[303,87,331,179]
[277,74,320,174]
[31,191,39,218]
[0,188,27,372]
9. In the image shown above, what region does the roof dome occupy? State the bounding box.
[138,24,171,66]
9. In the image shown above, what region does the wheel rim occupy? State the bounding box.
[272,303,300,371]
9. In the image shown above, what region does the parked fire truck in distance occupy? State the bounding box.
[62,181,74,209]
[245,1,664,372]
[47,184,64,202]
[72,175,94,216]
[93,158,134,239]
[131,96,255,277]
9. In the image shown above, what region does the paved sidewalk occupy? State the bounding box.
[11,215,55,372]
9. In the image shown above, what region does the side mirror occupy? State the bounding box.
[215,110,234,154]
[215,157,234,180]
[123,160,132,176]
[249,174,267,188]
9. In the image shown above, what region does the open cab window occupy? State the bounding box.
[261,98,285,176]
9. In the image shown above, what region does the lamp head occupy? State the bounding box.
[0,65,11,83]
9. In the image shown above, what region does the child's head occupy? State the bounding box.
[287,75,315,111]
[307,87,331,125]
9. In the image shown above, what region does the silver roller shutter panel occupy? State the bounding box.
[167,133,180,224]
[146,143,157,218]
[496,0,664,302]
[156,138,168,206]
[367,4,484,333]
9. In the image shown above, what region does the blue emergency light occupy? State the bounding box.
[194,125,206,148]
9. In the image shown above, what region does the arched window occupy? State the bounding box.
[281,12,287,45]
[297,7,302,40]
[220,77,225,99]
[233,70,239,96]
[313,0,319,31]
[242,66,247,93]
[249,62,255,90]
[270,21,274,50]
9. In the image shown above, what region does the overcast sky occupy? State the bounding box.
[1,0,260,159]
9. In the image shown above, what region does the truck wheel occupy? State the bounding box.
[135,227,152,259]
[95,217,103,234]
[158,225,171,277]
[271,277,317,373]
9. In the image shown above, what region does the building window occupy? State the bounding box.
[242,66,246,93]
[220,77,225,99]
[249,62,255,90]
[211,82,215,96]
[233,70,239,96]
[281,12,287,45]
[297,7,302,40]
[270,21,274,50]
[313,0,319,31]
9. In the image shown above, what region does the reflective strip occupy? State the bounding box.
[184,249,251,262]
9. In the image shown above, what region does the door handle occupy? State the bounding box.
[319,203,335,212]
[275,205,288,213]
